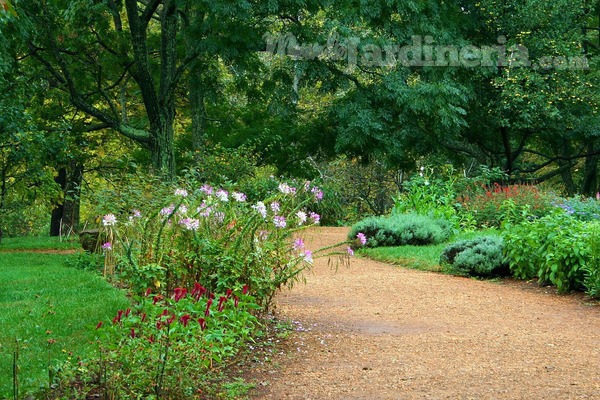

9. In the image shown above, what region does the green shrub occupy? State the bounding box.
[393,165,477,231]
[348,213,453,248]
[503,211,590,292]
[440,236,509,277]
[583,223,600,298]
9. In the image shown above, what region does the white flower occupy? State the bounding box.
[252,202,267,218]
[278,183,296,195]
[273,216,287,228]
[180,218,200,231]
[296,211,307,226]
[303,250,313,263]
[215,189,229,202]
[174,188,188,197]
[232,192,247,202]
[102,214,117,226]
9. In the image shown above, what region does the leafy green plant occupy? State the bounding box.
[440,235,509,277]
[583,222,600,298]
[348,213,452,248]
[503,211,590,292]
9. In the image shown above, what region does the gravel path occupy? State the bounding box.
[249,227,600,400]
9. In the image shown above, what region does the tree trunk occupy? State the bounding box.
[150,120,176,178]
[581,140,599,196]
[50,160,83,236]
[50,167,66,236]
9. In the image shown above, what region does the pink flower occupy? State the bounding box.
[274,215,287,228]
[303,250,313,263]
[309,212,320,224]
[102,242,112,251]
[200,184,213,195]
[179,218,200,231]
[311,187,324,201]
[293,238,305,250]
[160,205,175,216]
[232,192,247,202]
[270,201,280,213]
[347,246,355,256]
[357,232,367,246]
[174,188,188,197]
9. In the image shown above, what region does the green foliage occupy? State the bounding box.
[393,165,478,231]
[440,236,509,277]
[63,251,104,273]
[503,211,590,292]
[348,213,452,248]
[582,223,600,298]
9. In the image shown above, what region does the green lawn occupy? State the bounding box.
[359,229,499,271]
[0,236,80,251]
[0,247,129,398]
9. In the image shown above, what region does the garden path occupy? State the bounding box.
[249,227,600,400]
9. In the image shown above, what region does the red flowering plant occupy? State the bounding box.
[93,283,259,398]
[457,183,555,228]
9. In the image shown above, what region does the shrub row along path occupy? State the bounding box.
[249,227,600,400]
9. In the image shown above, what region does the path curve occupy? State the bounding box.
[249,227,600,400]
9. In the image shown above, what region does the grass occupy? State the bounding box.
[359,229,499,271]
[0,242,129,398]
[0,236,80,251]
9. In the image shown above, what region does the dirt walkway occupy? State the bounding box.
[249,227,600,400]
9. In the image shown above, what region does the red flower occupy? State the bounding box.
[226,289,233,299]
[148,335,155,343]
[112,310,124,324]
[179,314,191,327]
[96,321,103,330]
[141,313,147,323]
[192,282,207,300]
[217,296,227,312]
[156,321,163,330]
[198,318,206,330]
[242,285,249,295]
[129,329,136,339]
[153,295,164,305]
[144,288,152,297]
[173,287,187,302]
[234,295,239,308]
[167,314,176,325]
[205,298,213,317]
[125,308,131,317]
